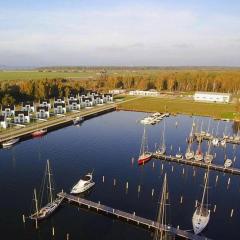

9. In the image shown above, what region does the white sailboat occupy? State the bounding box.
[176,147,183,159]
[138,126,152,165]
[204,141,214,164]
[2,137,20,148]
[156,119,166,156]
[192,168,210,234]
[29,160,63,220]
[224,159,232,168]
[185,122,195,159]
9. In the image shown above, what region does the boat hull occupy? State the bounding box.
[32,130,47,137]
[138,154,152,165]
[2,138,20,148]
[30,197,63,220]
[192,208,210,234]
[71,182,95,194]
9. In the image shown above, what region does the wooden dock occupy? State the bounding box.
[57,192,211,240]
[0,104,116,144]
[194,133,240,145]
[152,153,240,175]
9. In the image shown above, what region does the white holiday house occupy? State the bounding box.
[103,93,113,103]
[40,99,51,109]
[53,103,66,114]
[68,99,81,111]
[1,105,15,117]
[0,116,8,129]
[36,106,50,119]
[68,94,79,101]
[22,101,35,112]
[194,92,231,103]
[14,111,30,124]
[54,97,65,104]
[81,97,93,108]
[93,95,104,105]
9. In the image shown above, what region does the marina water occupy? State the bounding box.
[0,111,239,240]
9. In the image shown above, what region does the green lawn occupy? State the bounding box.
[117,97,237,119]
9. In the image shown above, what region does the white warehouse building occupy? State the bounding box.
[194,92,231,103]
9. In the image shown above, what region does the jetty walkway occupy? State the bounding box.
[58,192,211,240]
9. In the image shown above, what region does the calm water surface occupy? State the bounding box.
[0,111,239,240]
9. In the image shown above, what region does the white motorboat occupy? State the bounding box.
[71,172,95,194]
[204,154,213,164]
[2,138,20,148]
[192,168,210,234]
[224,159,232,168]
[73,116,83,125]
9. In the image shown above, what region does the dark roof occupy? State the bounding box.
[69,99,80,104]
[89,91,98,95]
[103,93,113,97]
[82,97,92,102]
[0,115,5,121]
[40,99,50,103]
[54,103,66,107]
[37,106,49,111]
[69,94,78,98]
[15,111,29,116]
[22,101,34,107]
[79,91,88,96]
[2,105,15,110]
[55,97,65,101]
[94,95,103,99]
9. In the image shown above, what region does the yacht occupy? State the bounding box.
[176,147,183,159]
[195,141,203,161]
[204,142,214,164]
[71,172,95,194]
[138,126,152,165]
[220,139,226,147]
[155,119,166,156]
[192,168,210,234]
[2,138,20,148]
[224,159,232,168]
[30,160,63,220]
[185,150,194,160]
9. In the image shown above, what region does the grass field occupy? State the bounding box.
[117,96,238,119]
[0,69,163,81]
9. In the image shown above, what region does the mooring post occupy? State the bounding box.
[213,205,216,213]
[52,227,55,237]
[113,178,116,186]
[230,209,234,218]
[66,233,70,240]
[102,176,105,183]
[151,189,154,197]
[22,214,25,224]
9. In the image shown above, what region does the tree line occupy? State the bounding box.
[0,70,240,105]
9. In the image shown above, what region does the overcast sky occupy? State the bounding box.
[1,0,240,67]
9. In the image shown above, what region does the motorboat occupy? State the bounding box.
[220,139,226,147]
[32,129,47,137]
[2,138,20,148]
[71,172,95,194]
[224,159,232,168]
[73,116,83,125]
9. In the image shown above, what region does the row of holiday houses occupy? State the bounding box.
[0,92,113,128]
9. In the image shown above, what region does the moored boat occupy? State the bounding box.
[2,138,20,148]
[138,127,152,165]
[71,172,95,194]
[73,116,83,125]
[32,129,47,137]
[224,159,232,168]
[192,167,210,234]
[29,160,63,220]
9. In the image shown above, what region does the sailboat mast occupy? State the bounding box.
[199,167,209,215]
[34,188,39,216]
[47,160,53,203]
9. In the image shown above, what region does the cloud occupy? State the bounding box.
[0,3,240,66]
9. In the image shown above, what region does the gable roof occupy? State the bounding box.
[15,111,29,116]
[37,106,49,111]
[2,105,15,110]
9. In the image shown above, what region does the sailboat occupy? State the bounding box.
[154,174,173,240]
[185,122,195,159]
[2,138,20,148]
[204,141,214,164]
[29,160,63,220]
[194,139,203,161]
[138,126,152,165]
[212,121,220,146]
[156,120,166,156]
[205,119,211,137]
[192,168,210,234]
[175,147,183,159]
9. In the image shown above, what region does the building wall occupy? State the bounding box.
[194,92,230,103]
